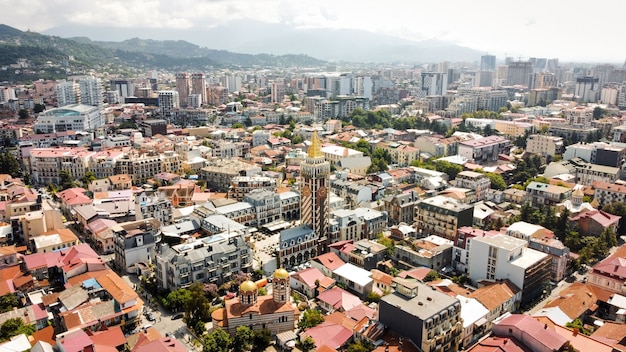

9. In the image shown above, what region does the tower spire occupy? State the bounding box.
[308,130,323,158]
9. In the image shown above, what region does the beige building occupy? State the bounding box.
[200,159,262,192]
[493,120,534,137]
[525,134,564,157]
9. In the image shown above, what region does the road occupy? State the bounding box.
[122,274,200,351]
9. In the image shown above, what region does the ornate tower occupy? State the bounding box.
[273,268,290,304]
[300,131,331,253]
[239,280,258,306]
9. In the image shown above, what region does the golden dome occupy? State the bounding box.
[274,268,289,279]
[239,280,257,292]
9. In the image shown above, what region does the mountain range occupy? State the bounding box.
[43,21,485,63]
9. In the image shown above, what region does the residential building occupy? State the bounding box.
[588,245,626,295]
[332,263,373,297]
[175,73,190,108]
[200,159,261,192]
[525,181,572,207]
[244,190,281,226]
[139,119,167,137]
[416,195,474,240]
[454,171,491,201]
[457,295,490,349]
[330,239,387,271]
[113,219,159,273]
[280,191,300,222]
[228,176,277,202]
[329,208,387,243]
[458,136,511,164]
[115,152,162,184]
[154,232,252,291]
[382,191,420,225]
[290,267,335,298]
[376,142,420,167]
[468,234,551,305]
[135,191,173,226]
[491,314,568,352]
[279,225,318,269]
[158,90,180,117]
[393,235,453,271]
[544,158,620,186]
[592,181,626,207]
[379,278,463,352]
[211,269,299,335]
[525,134,564,157]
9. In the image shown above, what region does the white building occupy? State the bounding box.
[34,104,103,133]
[158,90,180,117]
[468,234,551,306]
[332,263,373,297]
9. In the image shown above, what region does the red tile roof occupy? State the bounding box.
[494,314,567,351]
[467,336,530,352]
[301,321,353,350]
[313,252,345,271]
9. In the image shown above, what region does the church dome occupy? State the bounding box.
[274,268,289,279]
[240,280,257,292]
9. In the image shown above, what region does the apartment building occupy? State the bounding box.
[592,181,626,207]
[376,142,420,166]
[379,278,463,352]
[544,158,621,186]
[154,232,252,291]
[200,159,262,192]
[279,191,300,221]
[416,195,474,240]
[328,207,387,242]
[414,135,460,158]
[454,171,491,201]
[525,134,564,157]
[279,225,318,269]
[525,181,572,207]
[28,147,95,185]
[244,189,281,226]
[382,191,420,225]
[134,191,173,226]
[458,136,511,164]
[468,234,551,306]
[393,235,453,271]
[228,176,277,202]
[114,152,162,184]
[113,219,158,273]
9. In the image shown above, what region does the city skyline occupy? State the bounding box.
[1,0,624,63]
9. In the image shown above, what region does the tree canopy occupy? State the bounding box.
[299,309,325,329]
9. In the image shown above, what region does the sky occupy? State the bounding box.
[1,0,624,63]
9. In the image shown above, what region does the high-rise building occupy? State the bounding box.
[300,131,331,254]
[190,73,206,106]
[175,73,190,108]
[480,54,496,71]
[575,76,599,103]
[56,80,80,107]
[78,76,103,107]
[271,81,286,103]
[420,72,448,97]
[506,61,533,87]
[158,90,180,117]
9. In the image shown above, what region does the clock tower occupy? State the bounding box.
[300,131,331,253]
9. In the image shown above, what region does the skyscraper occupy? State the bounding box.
[190,73,206,106]
[175,73,190,108]
[56,80,80,107]
[300,131,331,254]
[506,61,533,87]
[78,76,103,107]
[420,72,448,97]
[480,55,496,71]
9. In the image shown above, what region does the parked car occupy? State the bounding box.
[147,313,156,322]
[172,312,184,320]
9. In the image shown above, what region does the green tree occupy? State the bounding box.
[184,282,211,335]
[297,336,316,352]
[593,106,606,119]
[0,294,18,313]
[81,171,96,187]
[59,170,75,190]
[435,160,463,180]
[485,172,507,191]
[165,288,191,311]
[18,109,29,119]
[347,340,375,352]
[602,202,626,235]
[423,270,440,282]
[254,328,272,349]
[0,151,23,178]
[232,123,244,129]
[203,327,233,352]
[0,318,35,342]
[299,309,325,329]
[233,326,254,352]
[33,103,45,114]
[366,291,381,303]
[565,318,592,335]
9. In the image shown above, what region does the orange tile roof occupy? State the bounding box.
[96,272,138,304]
[469,281,519,312]
[224,295,299,319]
[31,325,55,347]
[544,282,597,320]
